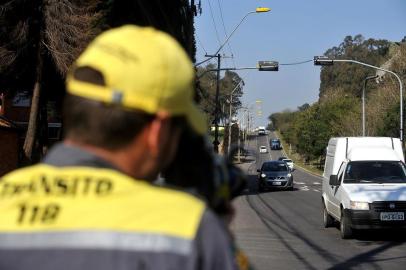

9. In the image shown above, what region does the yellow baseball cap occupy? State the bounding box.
[66,25,207,135]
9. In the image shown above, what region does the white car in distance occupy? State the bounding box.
[282,158,294,171]
[259,146,268,153]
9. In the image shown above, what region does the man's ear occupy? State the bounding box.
[146,112,171,157]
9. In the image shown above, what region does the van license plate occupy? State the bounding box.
[272,181,282,186]
[380,212,404,221]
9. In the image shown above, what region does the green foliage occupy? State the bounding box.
[272,95,359,161]
[196,66,244,127]
[270,36,406,162]
[320,35,391,98]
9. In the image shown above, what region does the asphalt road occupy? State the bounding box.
[231,132,406,270]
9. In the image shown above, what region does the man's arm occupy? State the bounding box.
[195,209,239,270]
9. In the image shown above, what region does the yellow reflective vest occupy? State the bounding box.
[0,164,217,270]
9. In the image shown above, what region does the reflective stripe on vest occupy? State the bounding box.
[0,231,192,255]
[0,165,205,253]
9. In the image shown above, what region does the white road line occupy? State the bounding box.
[295,182,306,185]
[299,186,310,191]
[313,189,321,192]
[313,182,321,185]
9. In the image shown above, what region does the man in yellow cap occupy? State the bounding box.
[0,25,239,270]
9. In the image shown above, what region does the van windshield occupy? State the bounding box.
[343,161,406,184]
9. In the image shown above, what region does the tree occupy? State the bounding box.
[1,0,199,163]
[319,35,390,98]
[297,103,310,112]
[196,67,244,127]
[1,0,102,162]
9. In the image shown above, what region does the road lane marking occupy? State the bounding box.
[313,182,321,185]
[299,186,310,191]
[313,189,321,192]
[295,182,306,185]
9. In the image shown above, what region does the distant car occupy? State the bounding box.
[257,161,293,191]
[278,156,287,161]
[270,139,282,150]
[282,158,294,171]
[259,146,268,153]
[258,128,266,136]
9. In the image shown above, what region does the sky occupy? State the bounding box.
[194,0,406,127]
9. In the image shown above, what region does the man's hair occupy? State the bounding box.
[63,67,156,150]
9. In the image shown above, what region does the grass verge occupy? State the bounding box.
[274,131,323,176]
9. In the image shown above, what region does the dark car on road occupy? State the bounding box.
[257,161,293,191]
[270,139,282,150]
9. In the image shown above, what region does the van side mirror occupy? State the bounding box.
[329,175,339,186]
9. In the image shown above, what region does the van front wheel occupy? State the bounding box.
[340,211,353,239]
[323,203,334,228]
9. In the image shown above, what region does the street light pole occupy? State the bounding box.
[227,80,243,154]
[314,57,404,141]
[197,60,277,153]
[362,75,378,136]
[196,7,270,152]
[195,7,271,67]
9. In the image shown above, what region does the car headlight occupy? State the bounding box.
[350,201,369,210]
[261,173,267,178]
[287,173,292,177]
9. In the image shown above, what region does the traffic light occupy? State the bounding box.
[314,56,334,66]
[257,61,279,71]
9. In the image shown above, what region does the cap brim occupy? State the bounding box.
[185,103,208,135]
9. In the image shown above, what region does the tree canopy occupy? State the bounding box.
[196,66,244,127]
[270,35,406,163]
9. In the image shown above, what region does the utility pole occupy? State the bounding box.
[362,75,378,136]
[205,53,221,153]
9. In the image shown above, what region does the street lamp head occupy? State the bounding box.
[256,7,271,13]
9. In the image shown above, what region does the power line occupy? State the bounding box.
[207,0,222,48]
[207,0,230,67]
[196,35,208,55]
[279,59,313,65]
[216,0,237,68]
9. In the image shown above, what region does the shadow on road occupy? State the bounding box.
[327,241,405,270]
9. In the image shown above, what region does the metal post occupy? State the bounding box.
[195,9,268,67]
[213,54,221,153]
[362,75,378,136]
[362,82,365,137]
[332,59,404,141]
[227,94,233,154]
[237,122,241,162]
[227,80,243,154]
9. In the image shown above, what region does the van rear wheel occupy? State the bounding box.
[340,211,353,239]
[323,203,334,228]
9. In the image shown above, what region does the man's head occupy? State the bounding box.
[64,25,207,179]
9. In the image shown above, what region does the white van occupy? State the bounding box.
[322,137,406,238]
